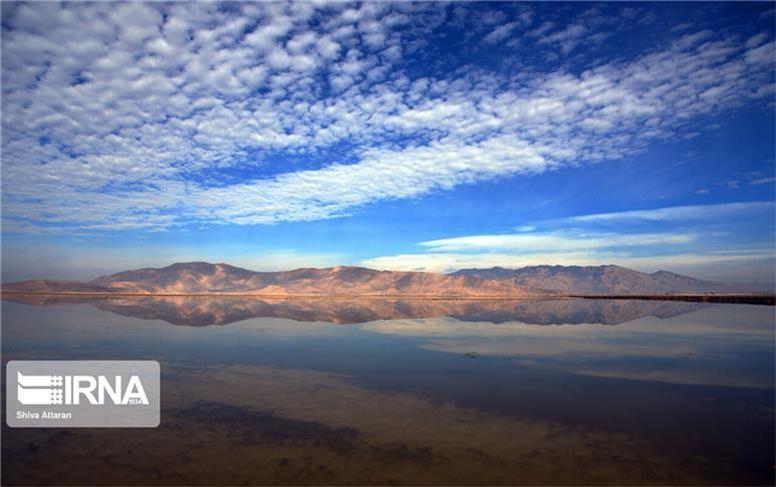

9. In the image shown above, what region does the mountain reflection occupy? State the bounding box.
[1,295,705,326]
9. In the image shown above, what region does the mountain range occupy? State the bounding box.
[1,261,733,297]
[451,265,730,294]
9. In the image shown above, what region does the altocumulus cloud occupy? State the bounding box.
[1,2,775,233]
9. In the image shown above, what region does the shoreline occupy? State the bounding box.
[1,291,774,305]
[567,294,775,306]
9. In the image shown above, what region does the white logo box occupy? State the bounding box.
[6,361,160,428]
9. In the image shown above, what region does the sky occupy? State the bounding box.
[1,1,775,285]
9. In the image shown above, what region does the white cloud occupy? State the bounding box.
[360,250,776,277]
[570,201,774,223]
[527,21,555,38]
[360,228,706,271]
[1,4,774,234]
[418,232,695,253]
[316,36,341,59]
[745,40,775,64]
[745,32,769,49]
[538,23,588,54]
[750,177,776,185]
[483,22,520,44]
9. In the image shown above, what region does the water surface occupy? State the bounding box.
[2,297,773,485]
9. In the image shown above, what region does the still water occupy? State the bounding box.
[2,297,774,485]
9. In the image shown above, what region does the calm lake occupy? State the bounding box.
[1,297,774,485]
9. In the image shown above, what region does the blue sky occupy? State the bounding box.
[1,1,774,284]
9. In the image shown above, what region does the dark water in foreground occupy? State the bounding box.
[1,297,774,485]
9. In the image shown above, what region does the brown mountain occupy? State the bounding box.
[451,265,728,294]
[5,262,527,297]
[1,262,736,297]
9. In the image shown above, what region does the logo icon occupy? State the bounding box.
[6,361,160,428]
[17,372,64,405]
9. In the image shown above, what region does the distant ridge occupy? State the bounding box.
[450,265,728,294]
[0,262,738,297]
[1,279,112,293]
